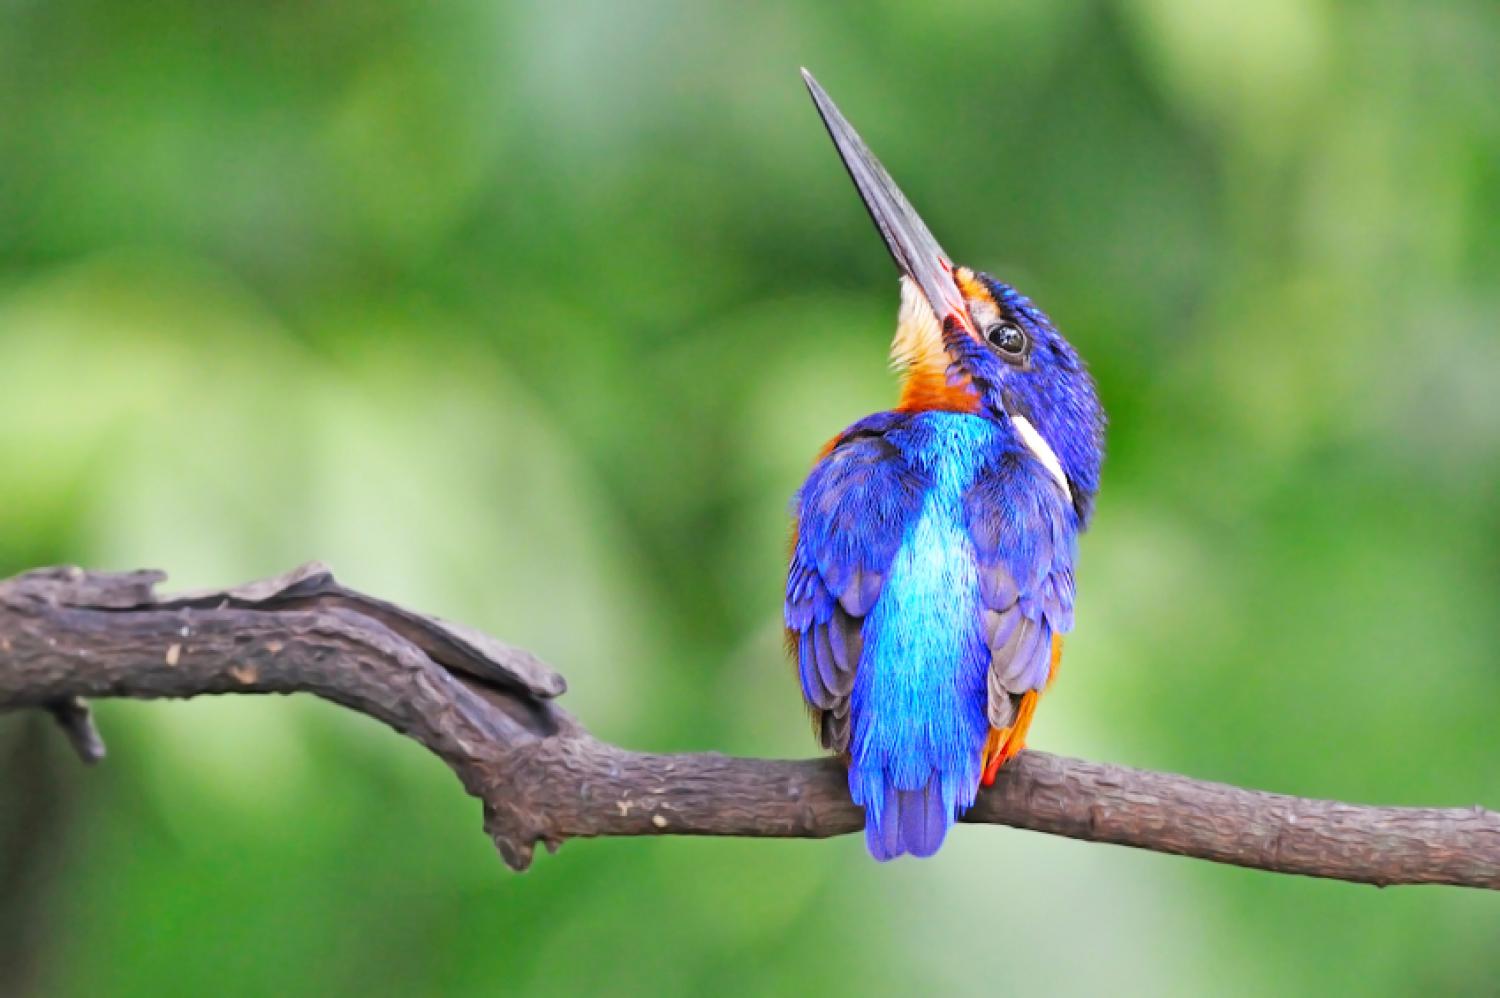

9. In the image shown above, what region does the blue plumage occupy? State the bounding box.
[788,70,1104,860]
[787,411,1081,859]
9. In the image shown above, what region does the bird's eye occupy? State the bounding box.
[985,322,1027,356]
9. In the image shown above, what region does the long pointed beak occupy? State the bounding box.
[801,68,972,334]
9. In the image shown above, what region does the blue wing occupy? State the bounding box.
[964,450,1078,732]
[786,412,1078,860]
[785,413,926,751]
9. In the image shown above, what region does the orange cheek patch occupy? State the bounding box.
[954,268,987,301]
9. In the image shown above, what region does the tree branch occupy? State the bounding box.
[1,564,1495,888]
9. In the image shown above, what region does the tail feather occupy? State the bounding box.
[863,778,952,861]
[867,789,904,860]
[901,783,948,858]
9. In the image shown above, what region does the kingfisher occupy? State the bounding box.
[785,70,1105,860]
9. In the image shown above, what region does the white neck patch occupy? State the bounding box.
[1011,414,1073,505]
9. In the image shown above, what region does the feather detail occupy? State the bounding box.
[788,408,1080,859]
[892,277,979,413]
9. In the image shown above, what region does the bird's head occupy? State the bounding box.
[803,70,1105,522]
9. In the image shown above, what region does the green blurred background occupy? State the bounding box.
[2,0,1499,994]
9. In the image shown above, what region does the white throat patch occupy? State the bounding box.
[891,276,941,370]
[1011,414,1073,505]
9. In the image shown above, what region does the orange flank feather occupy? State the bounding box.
[980,634,1064,786]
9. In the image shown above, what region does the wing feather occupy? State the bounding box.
[789,417,1080,755]
[786,418,926,751]
[965,450,1079,730]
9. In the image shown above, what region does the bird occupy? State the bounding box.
[785,70,1105,861]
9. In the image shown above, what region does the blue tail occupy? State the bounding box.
[845,443,994,860]
[865,779,950,860]
[793,411,1008,860]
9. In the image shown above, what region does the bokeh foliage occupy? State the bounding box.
[2,0,1499,993]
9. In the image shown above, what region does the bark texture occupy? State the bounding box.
[1,564,1495,887]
